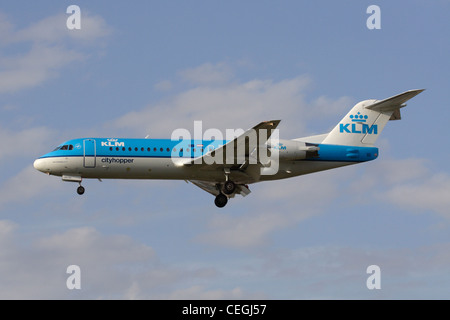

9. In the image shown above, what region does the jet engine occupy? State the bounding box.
[268,140,319,160]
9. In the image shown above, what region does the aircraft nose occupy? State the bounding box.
[33,158,46,173]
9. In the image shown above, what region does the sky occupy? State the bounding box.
[0,0,449,299]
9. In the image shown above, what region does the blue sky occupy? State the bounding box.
[0,0,449,299]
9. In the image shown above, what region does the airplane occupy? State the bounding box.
[34,89,424,208]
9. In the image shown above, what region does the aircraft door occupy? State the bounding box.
[83,139,96,168]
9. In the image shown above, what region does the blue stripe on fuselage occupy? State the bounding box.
[38,138,379,163]
[38,138,228,159]
[307,144,379,162]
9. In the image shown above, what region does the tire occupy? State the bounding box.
[77,186,85,195]
[214,194,228,208]
[223,181,236,195]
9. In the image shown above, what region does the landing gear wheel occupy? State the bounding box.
[214,193,228,208]
[223,181,236,195]
[77,186,85,195]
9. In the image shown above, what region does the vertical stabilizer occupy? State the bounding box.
[321,89,424,147]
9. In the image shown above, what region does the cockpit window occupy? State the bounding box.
[53,144,74,151]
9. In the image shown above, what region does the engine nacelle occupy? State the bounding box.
[268,139,319,161]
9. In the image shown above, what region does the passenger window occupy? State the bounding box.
[153,147,157,152]
[186,148,190,152]
[160,147,163,152]
[173,148,177,152]
[122,147,125,151]
[147,147,150,152]
[116,147,119,151]
[166,148,170,152]
[135,147,138,151]
[110,147,113,151]
[128,147,132,151]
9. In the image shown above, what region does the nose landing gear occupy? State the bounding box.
[61,175,85,196]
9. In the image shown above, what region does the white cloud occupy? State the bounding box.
[351,158,450,218]
[385,172,450,218]
[112,73,314,139]
[308,95,355,133]
[0,224,157,299]
[110,62,358,141]
[0,220,17,242]
[0,12,14,42]
[0,125,61,208]
[154,80,173,92]
[37,226,155,264]
[237,243,450,299]
[166,285,246,300]
[179,62,234,85]
[1,220,449,299]
[197,211,298,248]
[0,166,61,207]
[0,11,110,93]
[12,14,71,44]
[10,11,110,45]
[366,158,430,185]
[0,222,267,299]
[0,125,54,161]
[0,44,83,93]
[195,171,341,248]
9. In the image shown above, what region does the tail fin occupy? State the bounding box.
[322,89,425,147]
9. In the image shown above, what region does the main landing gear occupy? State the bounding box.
[214,193,228,208]
[214,180,236,208]
[223,180,236,195]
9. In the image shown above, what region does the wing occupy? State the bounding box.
[182,119,281,169]
[182,120,280,198]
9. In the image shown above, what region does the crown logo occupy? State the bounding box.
[107,138,118,142]
[350,112,368,122]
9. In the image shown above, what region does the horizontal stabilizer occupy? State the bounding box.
[366,89,425,112]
